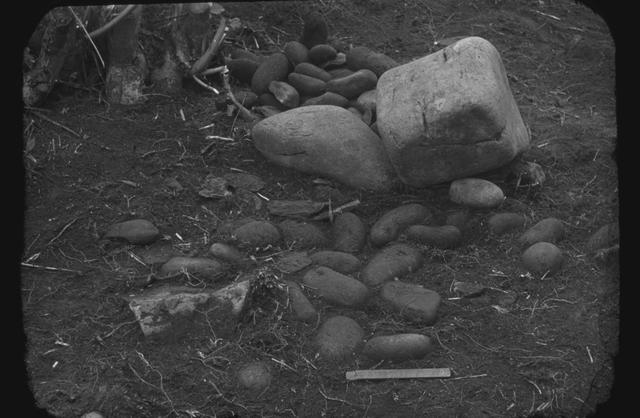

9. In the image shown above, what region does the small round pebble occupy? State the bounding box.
[522,242,564,275]
[237,361,272,392]
[314,316,364,362]
[209,242,244,264]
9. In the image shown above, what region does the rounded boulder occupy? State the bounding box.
[252,105,398,191]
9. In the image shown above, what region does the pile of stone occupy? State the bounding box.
[226,12,531,191]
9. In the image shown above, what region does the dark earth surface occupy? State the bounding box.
[19,1,623,416]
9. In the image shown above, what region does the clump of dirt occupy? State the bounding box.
[21,1,618,416]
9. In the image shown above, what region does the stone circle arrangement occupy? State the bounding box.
[101,12,619,389]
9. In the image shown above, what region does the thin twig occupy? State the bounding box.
[318,386,364,410]
[192,74,220,94]
[68,6,105,68]
[312,199,360,221]
[222,67,260,122]
[47,217,79,246]
[29,111,81,138]
[191,16,227,75]
[89,5,139,38]
[21,262,81,274]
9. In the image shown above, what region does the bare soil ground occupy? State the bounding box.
[20,1,620,416]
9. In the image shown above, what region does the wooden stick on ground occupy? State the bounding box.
[190,16,227,76]
[346,368,451,381]
[221,67,260,123]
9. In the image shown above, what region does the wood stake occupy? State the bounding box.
[346,368,451,381]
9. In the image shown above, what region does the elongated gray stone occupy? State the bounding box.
[362,334,433,361]
[314,316,364,362]
[310,251,361,274]
[360,243,422,287]
[302,266,369,307]
[104,219,160,244]
[380,280,441,325]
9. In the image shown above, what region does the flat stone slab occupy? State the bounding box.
[360,243,423,287]
[302,266,369,307]
[380,280,441,325]
[128,281,251,337]
[314,316,365,362]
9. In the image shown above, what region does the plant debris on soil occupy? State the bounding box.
[20,1,619,417]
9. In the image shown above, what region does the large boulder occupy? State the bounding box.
[252,105,398,190]
[376,36,530,187]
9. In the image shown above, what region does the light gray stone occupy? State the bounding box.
[376,37,530,186]
[128,281,250,337]
[449,178,505,209]
[252,105,398,191]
